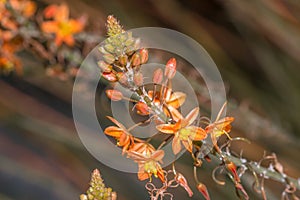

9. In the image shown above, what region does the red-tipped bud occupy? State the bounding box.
[98,60,112,73]
[102,72,117,82]
[175,173,193,197]
[133,72,143,86]
[197,183,210,200]
[164,58,176,79]
[131,52,141,66]
[119,55,128,66]
[136,101,149,115]
[226,161,240,183]
[152,68,163,84]
[106,89,123,101]
[139,48,148,64]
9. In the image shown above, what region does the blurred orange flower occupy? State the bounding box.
[156,107,207,154]
[10,0,36,18]
[41,3,85,46]
[0,38,22,74]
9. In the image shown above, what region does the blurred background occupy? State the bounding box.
[1,0,300,199]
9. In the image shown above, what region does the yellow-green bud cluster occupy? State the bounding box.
[106,15,125,37]
[98,15,149,87]
[80,169,117,200]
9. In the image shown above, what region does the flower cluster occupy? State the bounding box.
[90,15,300,200]
[98,15,238,200]
[0,1,96,79]
[0,0,35,74]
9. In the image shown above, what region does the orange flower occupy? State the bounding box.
[41,4,85,46]
[205,102,234,146]
[135,88,186,121]
[205,102,234,153]
[127,149,165,182]
[0,40,22,74]
[104,116,134,154]
[156,107,207,154]
[150,88,186,110]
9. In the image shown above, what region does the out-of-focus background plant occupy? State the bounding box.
[1,0,300,199]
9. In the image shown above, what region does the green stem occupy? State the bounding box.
[213,151,300,190]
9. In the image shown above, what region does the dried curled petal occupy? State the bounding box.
[175,173,193,197]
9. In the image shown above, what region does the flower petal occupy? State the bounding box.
[138,171,149,181]
[187,126,207,141]
[43,4,58,18]
[168,106,183,122]
[214,117,234,130]
[63,35,75,46]
[156,124,177,134]
[55,3,69,22]
[216,101,227,121]
[167,92,186,108]
[151,150,164,162]
[104,126,123,137]
[182,140,193,153]
[157,168,165,182]
[41,21,58,33]
[185,107,199,126]
[172,135,181,155]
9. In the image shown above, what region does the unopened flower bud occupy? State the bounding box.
[133,72,143,86]
[133,38,141,50]
[106,89,123,101]
[102,72,117,82]
[119,55,128,66]
[131,52,141,67]
[97,60,112,73]
[104,43,115,54]
[152,68,163,84]
[79,194,88,200]
[136,101,149,115]
[226,161,240,183]
[116,72,128,85]
[111,192,117,200]
[139,48,148,64]
[164,58,177,79]
[197,182,210,200]
[103,53,115,64]
[98,46,108,54]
